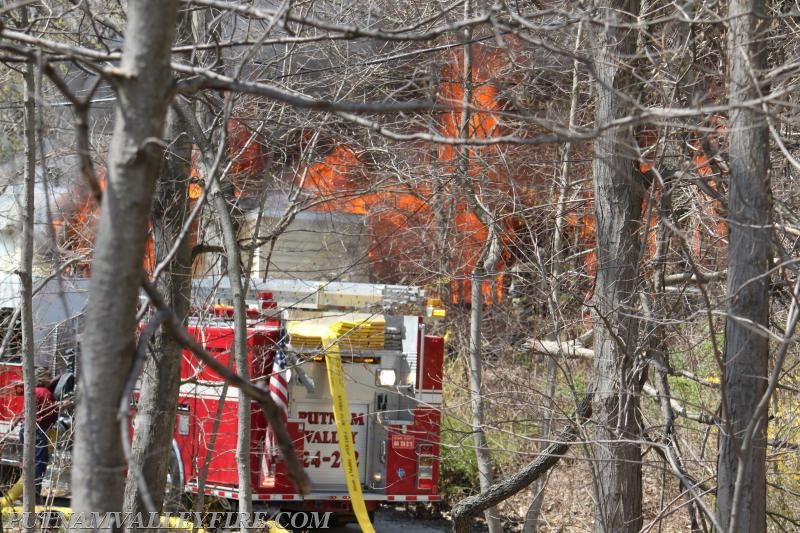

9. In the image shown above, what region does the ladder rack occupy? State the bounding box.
[192,278,424,311]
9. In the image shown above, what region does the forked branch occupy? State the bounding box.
[450,393,592,533]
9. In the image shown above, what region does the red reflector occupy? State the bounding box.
[417,443,435,490]
[14,384,23,396]
[417,477,434,490]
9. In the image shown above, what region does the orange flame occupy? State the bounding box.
[437,46,505,165]
[288,46,517,305]
[188,182,203,200]
[143,233,155,274]
[53,170,106,275]
[305,146,365,213]
[690,115,728,260]
[435,47,512,303]
[228,119,269,199]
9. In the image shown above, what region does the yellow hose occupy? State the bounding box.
[0,476,23,509]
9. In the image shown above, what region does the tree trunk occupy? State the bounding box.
[716,0,771,529]
[122,107,193,519]
[458,2,501,530]
[468,267,502,532]
[173,62,259,525]
[72,0,178,518]
[211,183,253,530]
[590,0,645,530]
[20,9,36,519]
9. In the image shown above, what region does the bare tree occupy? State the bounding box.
[3,1,800,531]
[72,0,179,516]
[122,9,198,520]
[589,0,646,530]
[716,0,771,529]
[19,5,36,521]
[122,107,193,518]
[210,160,255,528]
[458,4,503,532]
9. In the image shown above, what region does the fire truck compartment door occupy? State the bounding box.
[296,401,369,487]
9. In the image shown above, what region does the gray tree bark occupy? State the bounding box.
[458,2,501,531]
[122,107,193,519]
[123,9,195,519]
[468,266,501,533]
[72,0,178,520]
[590,0,645,530]
[19,7,36,519]
[210,180,254,530]
[716,0,771,529]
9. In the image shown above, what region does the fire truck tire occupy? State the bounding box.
[52,372,75,401]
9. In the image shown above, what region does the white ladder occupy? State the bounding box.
[193,277,424,311]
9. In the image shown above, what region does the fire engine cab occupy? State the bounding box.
[177,279,444,519]
[0,278,444,521]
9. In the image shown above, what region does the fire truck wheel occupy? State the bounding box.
[52,372,75,401]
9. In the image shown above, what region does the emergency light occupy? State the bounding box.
[376,369,396,387]
[426,297,446,318]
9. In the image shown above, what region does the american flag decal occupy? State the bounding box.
[270,346,289,416]
[266,334,289,456]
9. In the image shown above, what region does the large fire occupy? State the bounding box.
[52,46,728,310]
[305,145,366,214]
[52,169,167,276]
[292,45,530,305]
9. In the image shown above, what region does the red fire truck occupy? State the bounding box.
[0,278,445,519]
